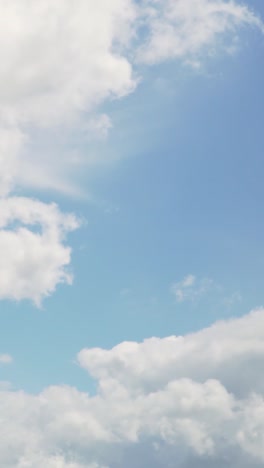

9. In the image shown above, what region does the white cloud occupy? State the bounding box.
[0,0,260,133]
[137,0,263,65]
[0,0,136,128]
[0,0,137,196]
[0,197,79,305]
[0,0,261,196]
[0,354,13,364]
[0,1,262,304]
[0,310,263,466]
[78,308,264,398]
[0,127,27,197]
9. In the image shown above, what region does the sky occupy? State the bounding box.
[0,0,264,467]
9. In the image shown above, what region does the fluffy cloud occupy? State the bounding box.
[0,197,79,304]
[78,308,264,398]
[0,0,261,130]
[0,310,263,466]
[0,0,262,303]
[0,0,136,303]
[0,0,262,196]
[0,0,136,128]
[0,0,137,195]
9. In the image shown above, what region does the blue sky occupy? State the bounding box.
[1,1,264,467]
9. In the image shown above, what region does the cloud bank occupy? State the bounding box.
[0,310,263,467]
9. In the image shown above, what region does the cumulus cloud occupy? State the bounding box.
[0,197,79,305]
[0,0,136,303]
[0,0,262,304]
[0,310,263,466]
[78,308,264,398]
[0,0,260,133]
[0,0,262,196]
[0,0,137,195]
[0,0,136,128]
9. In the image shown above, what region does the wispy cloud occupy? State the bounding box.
[171,274,214,302]
[170,274,243,311]
[137,0,264,65]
